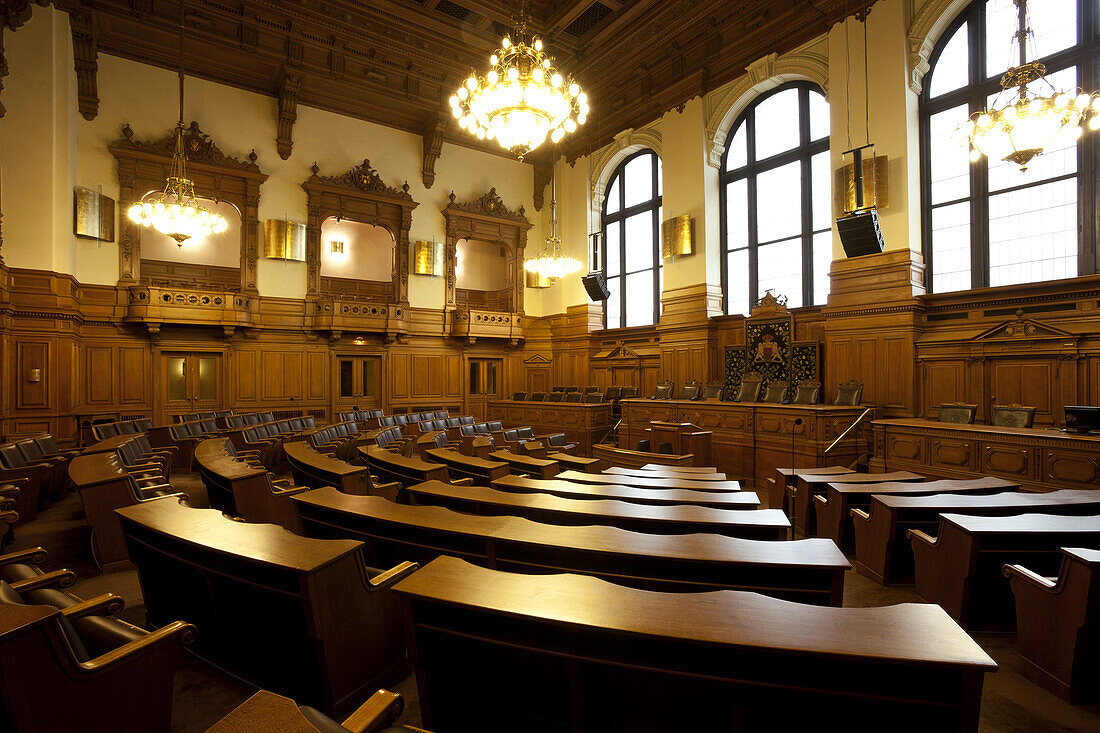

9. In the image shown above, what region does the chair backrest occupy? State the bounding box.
[460,425,476,437]
[529,392,548,401]
[445,418,461,428]
[302,416,316,428]
[758,382,785,404]
[512,392,528,401]
[791,381,821,405]
[653,381,674,400]
[582,393,604,403]
[680,380,701,401]
[735,373,763,403]
[547,392,566,402]
[0,445,25,468]
[244,414,261,425]
[833,380,864,406]
[938,403,978,425]
[474,423,490,435]
[702,383,724,401]
[517,427,535,440]
[620,386,639,399]
[395,414,408,426]
[118,421,139,435]
[504,429,520,442]
[605,386,622,401]
[551,387,566,393]
[33,435,61,456]
[97,423,120,440]
[435,410,449,419]
[134,418,154,432]
[15,440,45,462]
[460,416,475,425]
[584,385,601,394]
[991,404,1036,428]
[563,386,580,393]
[564,392,583,403]
[368,409,384,419]
[487,421,503,432]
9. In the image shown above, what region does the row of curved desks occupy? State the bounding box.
[394,556,997,732]
[556,468,742,492]
[490,475,761,510]
[291,487,847,605]
[361,445,449,488]
[403,480,789,539]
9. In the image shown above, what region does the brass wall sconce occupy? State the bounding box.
[330,241,345,254]
[413,240,444,276]
[263,218,306,260]
[661,215,695,259]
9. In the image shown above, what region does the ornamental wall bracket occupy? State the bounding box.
[70,7,99,121]
[276,66,301,160]
[532,157,553,212]
[421,112,447,189]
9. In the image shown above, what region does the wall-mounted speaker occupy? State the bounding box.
[581,272,610,301]
[836,209,885,258]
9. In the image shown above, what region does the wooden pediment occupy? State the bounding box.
[972,312,1076,342]
[111,121,263,175]
[523,353,552,366]
[593,344,642,361]
[445,188,530,226]
[304,159,414,203]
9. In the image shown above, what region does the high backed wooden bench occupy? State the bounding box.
[492,475,761,510]
[854,489,1100,586]
[816,476,1019,551]
[768,465,854,513]
[116,499,417,718]
[394,556,996,732]
[194,438,307,532]
[292,488,848,605]
[910,512,1100,629]
[790,471,924,536]
[1004,547,1100,703]
[423,447,508,484]
[403,480,789,539]
[285,441,398,501]
[360,445,450,488]
[555,469,742,492]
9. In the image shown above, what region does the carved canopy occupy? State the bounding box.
[443,188,532,315]
[109,122,268,291]
[301,160,418,302]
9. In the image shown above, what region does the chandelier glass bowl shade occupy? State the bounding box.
[450,32,588,159]
[964,0,1100,171]
[127,126,229,245]
[524,193,581,280]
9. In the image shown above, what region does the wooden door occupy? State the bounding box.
[468,358,502,421]
[161,352,222,422]
[336,356,384,412]
[988,359,1056,426]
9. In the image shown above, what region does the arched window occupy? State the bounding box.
[721,82,830,315]
[601,150,663,328]
[921,0,1099,292]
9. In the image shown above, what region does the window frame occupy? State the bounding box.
[600,149,663,329]
[919,0,1100,292]
[719,81,831,315]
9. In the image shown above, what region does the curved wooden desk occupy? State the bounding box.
[195,438,307,531]
[606,466,727,480]
[423,447,508,483]
[790,470,924,536]
[395,556,996,732]
[555,469,742,492]
[492,475,760,510]
[360,445,449,488]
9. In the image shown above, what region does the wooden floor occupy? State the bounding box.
[11,473,1100,732]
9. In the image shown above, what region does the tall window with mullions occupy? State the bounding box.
[720,82,831,316]
[601,150,663,329]
[920,0,1099,293]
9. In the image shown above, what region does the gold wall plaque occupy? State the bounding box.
[263,219,306,260]
[661,214,694,259]
[833,155,889,216]
[525,269,553,288]
[413,240,444,276]
[73,187,115,242]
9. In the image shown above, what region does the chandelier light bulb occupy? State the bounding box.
[1090,116,1100,131]
[488,70,499,84]
[534,39,542,51]
[466,77,477,91]
[550,73,563,88]
[508,66,519,82]
[502,37,511,48]
[490,54,499,64]
[568,82,579,97]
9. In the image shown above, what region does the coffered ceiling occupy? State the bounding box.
[43,1,854,172]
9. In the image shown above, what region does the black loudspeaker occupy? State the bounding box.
[836,210,885,258]
[581,272,611,301]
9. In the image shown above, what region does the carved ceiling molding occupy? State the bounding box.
[907,0,970,94]
[276,66,301,160]
[588,125,663,216]
[703,43,829,169]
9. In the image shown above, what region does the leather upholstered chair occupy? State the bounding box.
[734,373,763,403]
[702,383,725,401]
[833,380,864,406]
[991,404,1037,428]
[792,381,822,405]
[680,380,701,401]
[938,403,978,425]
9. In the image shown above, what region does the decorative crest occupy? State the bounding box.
[447,187,528,222]
[310,159,412,201]
[973,309,1074,341]
[750,290,790,317]
[117,121,260,170]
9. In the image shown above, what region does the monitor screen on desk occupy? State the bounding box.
[1064,406,1100,434]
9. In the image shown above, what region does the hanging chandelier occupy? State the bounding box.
[127,0,227,245]
[964,0,1100,171]
[524,168,581,280]
[449,5,587,159]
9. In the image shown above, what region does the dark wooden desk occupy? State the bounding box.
[491,475,761,510]
[606,466,728,480]
[116,498,416,717]
[871,418,1100,491]
[395,556,996,733]
[855,489,1100,586]
[816,476,1019,551]
[555,469,742,492]
[771,465,854,512]
[1005,547,1100,703]
[423,447,508,483]
[360,445,449,488]
[285,440,371,494]
[489,449,559,479]
[910,512,1100,629]
[592,443,696,468]
[403,479,789,539]
[622,400,869,489]
[791,471,925,536]
[195,438,306,531]
[487,400,612,456]
[292,487,848,604]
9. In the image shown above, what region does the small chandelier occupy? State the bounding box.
[127,0,227,245]
[965,0,1100,171]
[449,6,588,159]
[524,167,581,280]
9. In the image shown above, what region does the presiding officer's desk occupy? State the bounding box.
[620,399,868,490]
[870,418,1100,491]
[487,400,613,456]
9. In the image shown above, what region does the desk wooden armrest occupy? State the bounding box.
[451,477,473,486]
[812,494,827,506]
[145,447,177,456]
[0,484,22,499]
[373,479,401,495]
[271,478,294,487]
[340,689,405,733]
[367,561,419,590]
[0,497,15,512]
[0,510,18,525]
[849,508,870,521]
[1002,563,1058,590]
[10,568,76,592]
[79,620,196,673]
[60,592,126,619]
[906,528,938,546]
[0,546,47,567]
[271,483,308,497]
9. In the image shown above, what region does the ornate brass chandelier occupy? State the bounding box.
[127,0,227,245]
[524,166,581,280]
[965,0,1100,171]
[449,4,587,159]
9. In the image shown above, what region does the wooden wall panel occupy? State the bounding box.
[119,347,147,404]
[390,353,409,399]
[446,355,463,398]
[16,342,49,409]
[989,359,1056,426]
[85,346,114,405]
[922,360,966,418]
[262,352,283,400]
[283,352,303,400]
[236,350,257,401]
[306,352,327,401]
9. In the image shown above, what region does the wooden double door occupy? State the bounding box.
[160,351,223,422]
[336,355,383,412]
